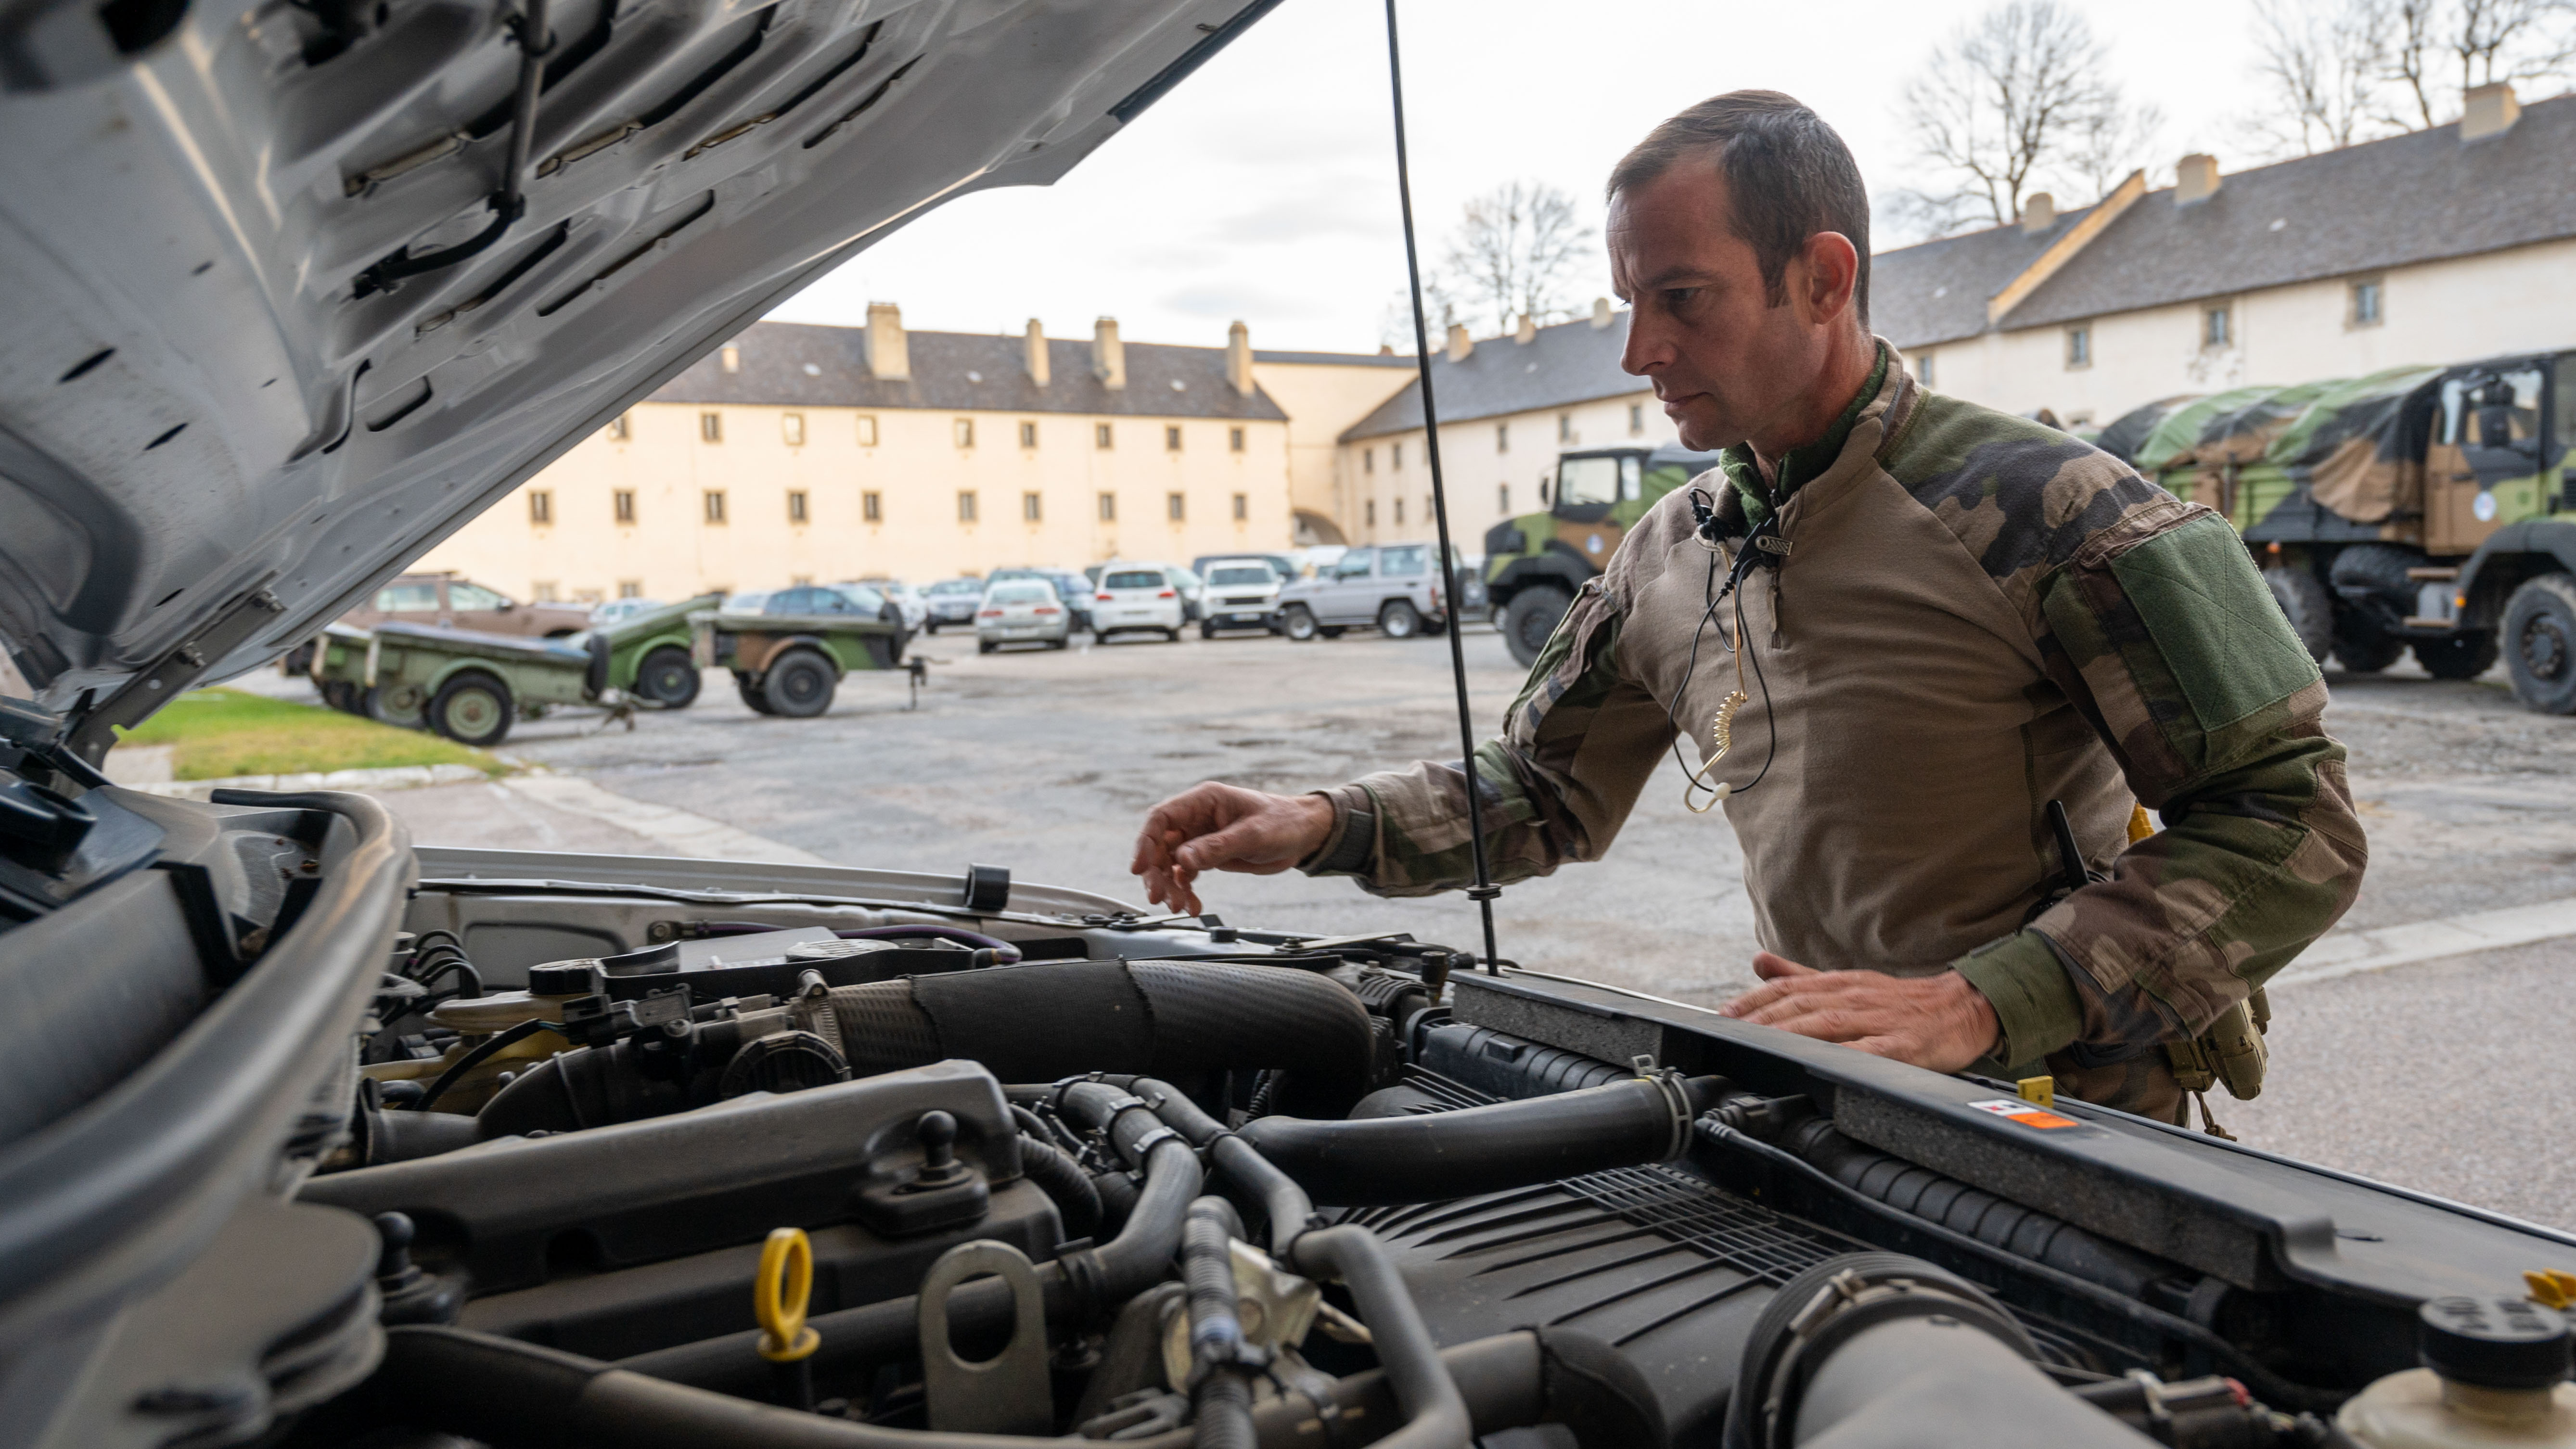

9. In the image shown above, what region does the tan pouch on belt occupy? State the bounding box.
[2165,986,2272,1102]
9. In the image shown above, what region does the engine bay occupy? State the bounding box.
[6,795,2575,1449]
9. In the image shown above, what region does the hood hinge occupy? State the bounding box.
[65,582,286,767]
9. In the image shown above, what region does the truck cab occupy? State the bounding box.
[1482,442,1726,665]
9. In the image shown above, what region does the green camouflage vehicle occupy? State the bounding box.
[690,584,917,718]
[307,595,718,744]
[1481,440,1726,665]
[2099,349,2576,713]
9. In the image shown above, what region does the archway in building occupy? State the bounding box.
[1292,510,1347,547]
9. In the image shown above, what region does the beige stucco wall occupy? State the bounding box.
[1337,384,1674,548]
[417,400,1295,600]
[1247,360,1412,542]
[1906,235,2576,428]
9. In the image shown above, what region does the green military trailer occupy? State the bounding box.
[307,595,718,743]
[691,587,918,718]
[1481,440,1727,665]
[2099,349,2576,713]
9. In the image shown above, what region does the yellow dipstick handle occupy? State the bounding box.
[755,1227,820,1363]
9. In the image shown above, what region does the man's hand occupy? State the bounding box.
[1717,952,2001,1072]
[1131,783,1336,916]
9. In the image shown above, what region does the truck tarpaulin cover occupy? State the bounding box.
[2103,365,2446,526]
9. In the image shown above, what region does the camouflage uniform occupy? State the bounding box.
[1300,344,2368,1122]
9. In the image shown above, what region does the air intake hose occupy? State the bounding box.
[1233,1074,1730,1205]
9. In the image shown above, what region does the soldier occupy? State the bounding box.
[1129,91,2366,1124]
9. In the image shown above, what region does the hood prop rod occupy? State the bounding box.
[351,0,555,296]
[1381,0,1502,976]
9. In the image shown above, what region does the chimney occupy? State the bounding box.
[1446,323,1472,363]
[1513,313,1537,345]
[1092,317,1125,390]
[1024,320,1049,387]
[863,302,909,381]
[2175,154,2220,206]
[1378,344,1395,356]
[2019,192,2056,233]
[1590,296,1614,329]
[1226,320,1254,394]
[2461,81,2521,141]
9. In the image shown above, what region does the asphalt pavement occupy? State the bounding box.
[319,623,2574,1231]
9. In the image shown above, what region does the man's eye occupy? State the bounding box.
[1662,288,1697,308]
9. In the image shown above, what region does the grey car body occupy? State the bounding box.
[921,577,985,630]
[1275,542,1449,639]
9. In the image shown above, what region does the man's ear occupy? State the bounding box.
[1794,231,1860,326]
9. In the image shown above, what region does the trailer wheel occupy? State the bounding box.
[1501,585,1572,668]
[735,673,775,715]
[367,683,426,730]
[635,646,701,708]
[761,649,837,718]
[427,672,513,746]
[2263,568,2332,664]
[2413,631,2500,680]
[2502,573,2576,714]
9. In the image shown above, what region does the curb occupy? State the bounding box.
[127,762,499,799]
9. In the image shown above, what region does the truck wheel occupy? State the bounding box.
[762,649,837,718]
[735,673,775,714]
[2264,569,2332,664]
[636,646,701,708]
[1379,599,1423,639]
[2413,631,2500,680]
[1282,606,1320,641]
[1501,585,1573,668]
[2331,623,2406,674]
[2502,573,2576,714]
[427,672,513,746]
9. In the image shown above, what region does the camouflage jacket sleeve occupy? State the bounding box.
[1298,581,1674,896]
[1953,500,2369,1068]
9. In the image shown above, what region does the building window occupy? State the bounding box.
[532,581,559,603]
[1394,497,1406,525]
[862,491,882,523]
[606,413,630,440]
[856,415,878,446]
[953,417,974,448]
[719,345,741,372]
[1023,491,1043,523]
[1166,492,1186,522]
[700,411,723,442]
[613,489,636,523]
[787,489,808,524]
[1098,491,1116,522]
[1229,426,1245,452]
[1628,402,1644,435]
[1496,422,1509,453]
[1096,423,1114,449]
[1558,414,1572,443]
[2351,278,2384,327]
[2068,412,2096,428]
[782,412,805,446]
[616,579,642,599]
[1392,443,1404,470]
[1166,425,1183,451]
[1423,494,1433,523]
[1231,492,1247,521]
[1363,448,1375,474]
[1365,500,1376,526]
[528,489,552,525]
[1018,420,1038,449]
[1917,350,1936,388]
[957,490,978,524]
[790,575,813,587]
[2065,327,2091,369]
[703,489,727,525]
[1498,484,1511,513]
[2204,306,2231,348]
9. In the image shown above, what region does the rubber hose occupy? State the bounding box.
[1016,1134,1102,1240]
[1184,1198,1256,1449]
[824,961,1373,1115]
[1287,1225,1473,1449]
[1234,1076,1728,1205]
[1194,1373,1256,1449]
[1091,1168,1140,1236]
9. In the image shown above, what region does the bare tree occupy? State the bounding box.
[2249,0,2393,154]
[1890,0,2155,236]
[1378,273,1463,352]
[2379,0,2576,128]
[1440,181,1594,336]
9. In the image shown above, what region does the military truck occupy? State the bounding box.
[1482,440,1727,664]
[2098,350,2576,713]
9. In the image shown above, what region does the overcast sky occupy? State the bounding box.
[767,0,2370,354]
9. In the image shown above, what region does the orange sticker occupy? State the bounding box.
[1967,1099,2078,1129]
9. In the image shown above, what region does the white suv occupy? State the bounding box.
[1196,558,1285,638]
[1091,564,1186,642]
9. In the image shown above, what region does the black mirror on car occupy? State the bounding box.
[2475,406,2515,449]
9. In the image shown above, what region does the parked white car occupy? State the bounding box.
[974,579,1071,653]
[1091,564,1185,642]
[1275,543,1448,641]
[1195,558,1285,638]
[845,578,927,634]
[921,577,984,631]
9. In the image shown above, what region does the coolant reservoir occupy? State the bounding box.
[2341,1297,2576,1449]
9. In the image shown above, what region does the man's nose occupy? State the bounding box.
[1620,311,1671,378]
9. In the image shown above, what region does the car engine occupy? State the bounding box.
[5,790,2573,1449]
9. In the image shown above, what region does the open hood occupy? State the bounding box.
[0,0,1280,759]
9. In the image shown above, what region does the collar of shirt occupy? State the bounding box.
[1717,342,1892,530]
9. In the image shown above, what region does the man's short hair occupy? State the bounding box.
[1608,91,1871,328]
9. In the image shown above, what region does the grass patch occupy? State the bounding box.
[117,688,509,781]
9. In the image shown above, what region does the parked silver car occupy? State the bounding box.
[974,578,1072,652]
[921,576,985,632]
[1275,542,1449,640]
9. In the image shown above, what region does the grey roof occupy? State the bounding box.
[1338,314,1645,441]
[2005,94,2576,331]
[653,321,1288,421]
[1871,204,2100,350]
[1253,349,1415,368]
